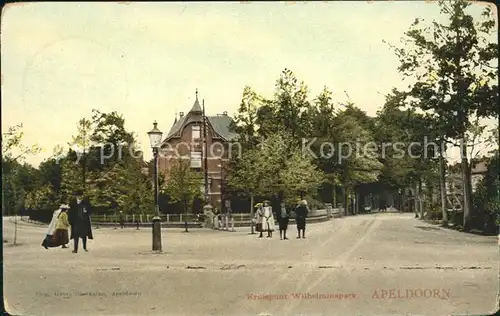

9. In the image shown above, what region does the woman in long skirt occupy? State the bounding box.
[254,203,264,238]
[42,206,62,249]
[262,201,275,238]
[52,206,70,247]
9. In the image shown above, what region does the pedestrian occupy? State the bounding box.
[262,201,275,238]
[42,204,63,249]
[254,203,264,238]
[295,199,309,239]
[68,190,93,253]
[278,201,290,240]
[53,205,70,248]
[119,211,125,229]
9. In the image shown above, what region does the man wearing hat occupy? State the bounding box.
[68,190,94,253]
[277,201,291,240]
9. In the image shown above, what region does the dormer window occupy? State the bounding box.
[192,125,201,141]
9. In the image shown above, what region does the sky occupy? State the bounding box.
[1,1,498,167]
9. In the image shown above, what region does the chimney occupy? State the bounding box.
[223,111,227,116]
[179,112,184,118]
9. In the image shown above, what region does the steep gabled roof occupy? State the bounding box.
[163,114,237,142]
[207,115,238,141]
[190,98,202,113]
[162,90,238,143]
[190,89,203,113]
[166,115,187,138]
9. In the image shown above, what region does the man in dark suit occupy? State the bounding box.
[68,190,94,253]
[277,201,291,240]
[295,199,309,239]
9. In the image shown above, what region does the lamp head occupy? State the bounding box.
[147,121,163,149]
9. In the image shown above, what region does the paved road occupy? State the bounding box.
[3,213,498,316]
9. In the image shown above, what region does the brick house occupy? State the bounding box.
[158,91,238,209]
[446,160,488,193]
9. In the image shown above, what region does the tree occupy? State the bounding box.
[257,132,325,203]
[86,160,154,216]
[84,110,148,214]
[25,184,58,211]
[70,118,93,194]
[60,149,85,202]
[227,147,265,232]
[59,110,151,217]
[307,87,342,204]
[280,150,325,203]
[23,148,66,211]
[272,68,312,140]
[2,123,41,245]
[2,124,42,163]
[161,159,203,231]
[334,105,384,214]
[472,153,499,234]
[374,91,441,218]
[386,0,498,231]
[230,86,262,149]
[255,69,313,141]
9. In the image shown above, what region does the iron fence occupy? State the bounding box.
[91,213,253,223]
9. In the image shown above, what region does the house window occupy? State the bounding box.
[192,125,201,141]
[190,151,202,168]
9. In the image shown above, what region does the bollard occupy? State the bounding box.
[152,217,162,252]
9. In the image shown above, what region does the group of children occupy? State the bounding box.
[253,199,310,240]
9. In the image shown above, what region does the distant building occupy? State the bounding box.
[470,160,488,191]
[446,160,488,194]
[158,90,238,209]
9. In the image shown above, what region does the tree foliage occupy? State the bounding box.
[161,159,203,213]
[386,0,498,230]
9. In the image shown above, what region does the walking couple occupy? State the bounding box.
[42,190,94,253]
[276,199,309,240]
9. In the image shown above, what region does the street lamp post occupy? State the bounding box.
[148,121,163,252]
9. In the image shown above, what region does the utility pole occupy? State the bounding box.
[202,100,209,205]
[220,157,224,213]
